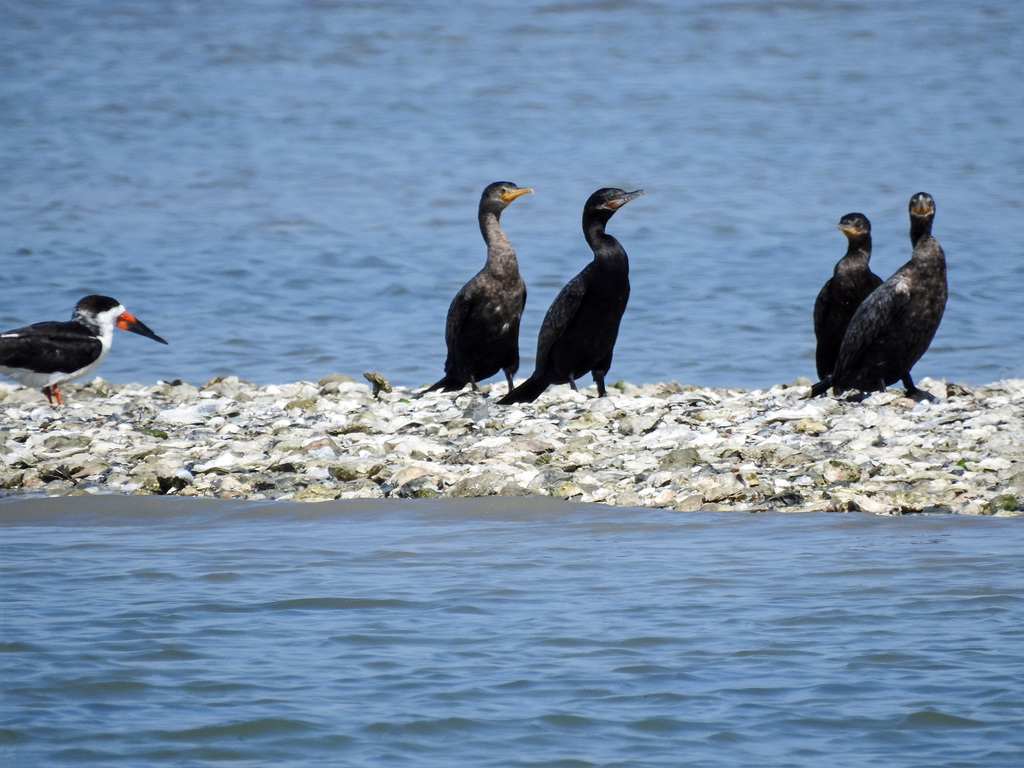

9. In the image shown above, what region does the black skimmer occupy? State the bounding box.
[0,295,168,405]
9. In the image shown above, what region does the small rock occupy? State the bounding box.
[449,473,506,498]
[659,447,702,469]
[820,459,862,484]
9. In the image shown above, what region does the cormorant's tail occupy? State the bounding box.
[498,374,549,405]
[424,378,447,393]
[424,376,463,394]
[808,375,832,398]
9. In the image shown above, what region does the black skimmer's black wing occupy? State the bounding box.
[0,320,106,375]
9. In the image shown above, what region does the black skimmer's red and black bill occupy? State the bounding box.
[0,295,168,405]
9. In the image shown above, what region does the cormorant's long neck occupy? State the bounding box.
[480,209,518,273]
[843,234,871,264]
[909,215,945,277]
[583,215,626,266]
[909,216,933,249]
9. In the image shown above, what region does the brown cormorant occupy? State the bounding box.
[427,181,533,394]
[813,213,883,379]
[810,192,946,399]
[499,187,644,404]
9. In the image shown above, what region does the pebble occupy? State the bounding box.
[1,375,1022,516]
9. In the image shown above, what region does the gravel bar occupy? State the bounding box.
[2,375,1022,515]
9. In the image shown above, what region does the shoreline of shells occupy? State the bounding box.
[1,374,1022,516]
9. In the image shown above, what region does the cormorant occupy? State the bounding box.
[499,187,644,404]
[810,192,946,399]
[0,295,168,405]
[813,213,883,379]
[427,181,533,395]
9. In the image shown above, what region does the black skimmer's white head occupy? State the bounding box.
[0,295,168,405]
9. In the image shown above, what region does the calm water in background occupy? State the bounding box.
[2,0,1022,391]
[2,496,1024,767]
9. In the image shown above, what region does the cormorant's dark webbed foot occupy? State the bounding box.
[900,374,936,401]
[905,387,936,402]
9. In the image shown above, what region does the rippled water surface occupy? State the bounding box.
[2,1,1022,392]
[2,497,1023,766]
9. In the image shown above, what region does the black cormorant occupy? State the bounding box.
[427,181,533,394]
[810,192,947,399]
[499,187,644,404]
[813,213,883,379]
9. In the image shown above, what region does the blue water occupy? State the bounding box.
[2,1,1022,392]
[2,497,1023,767]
